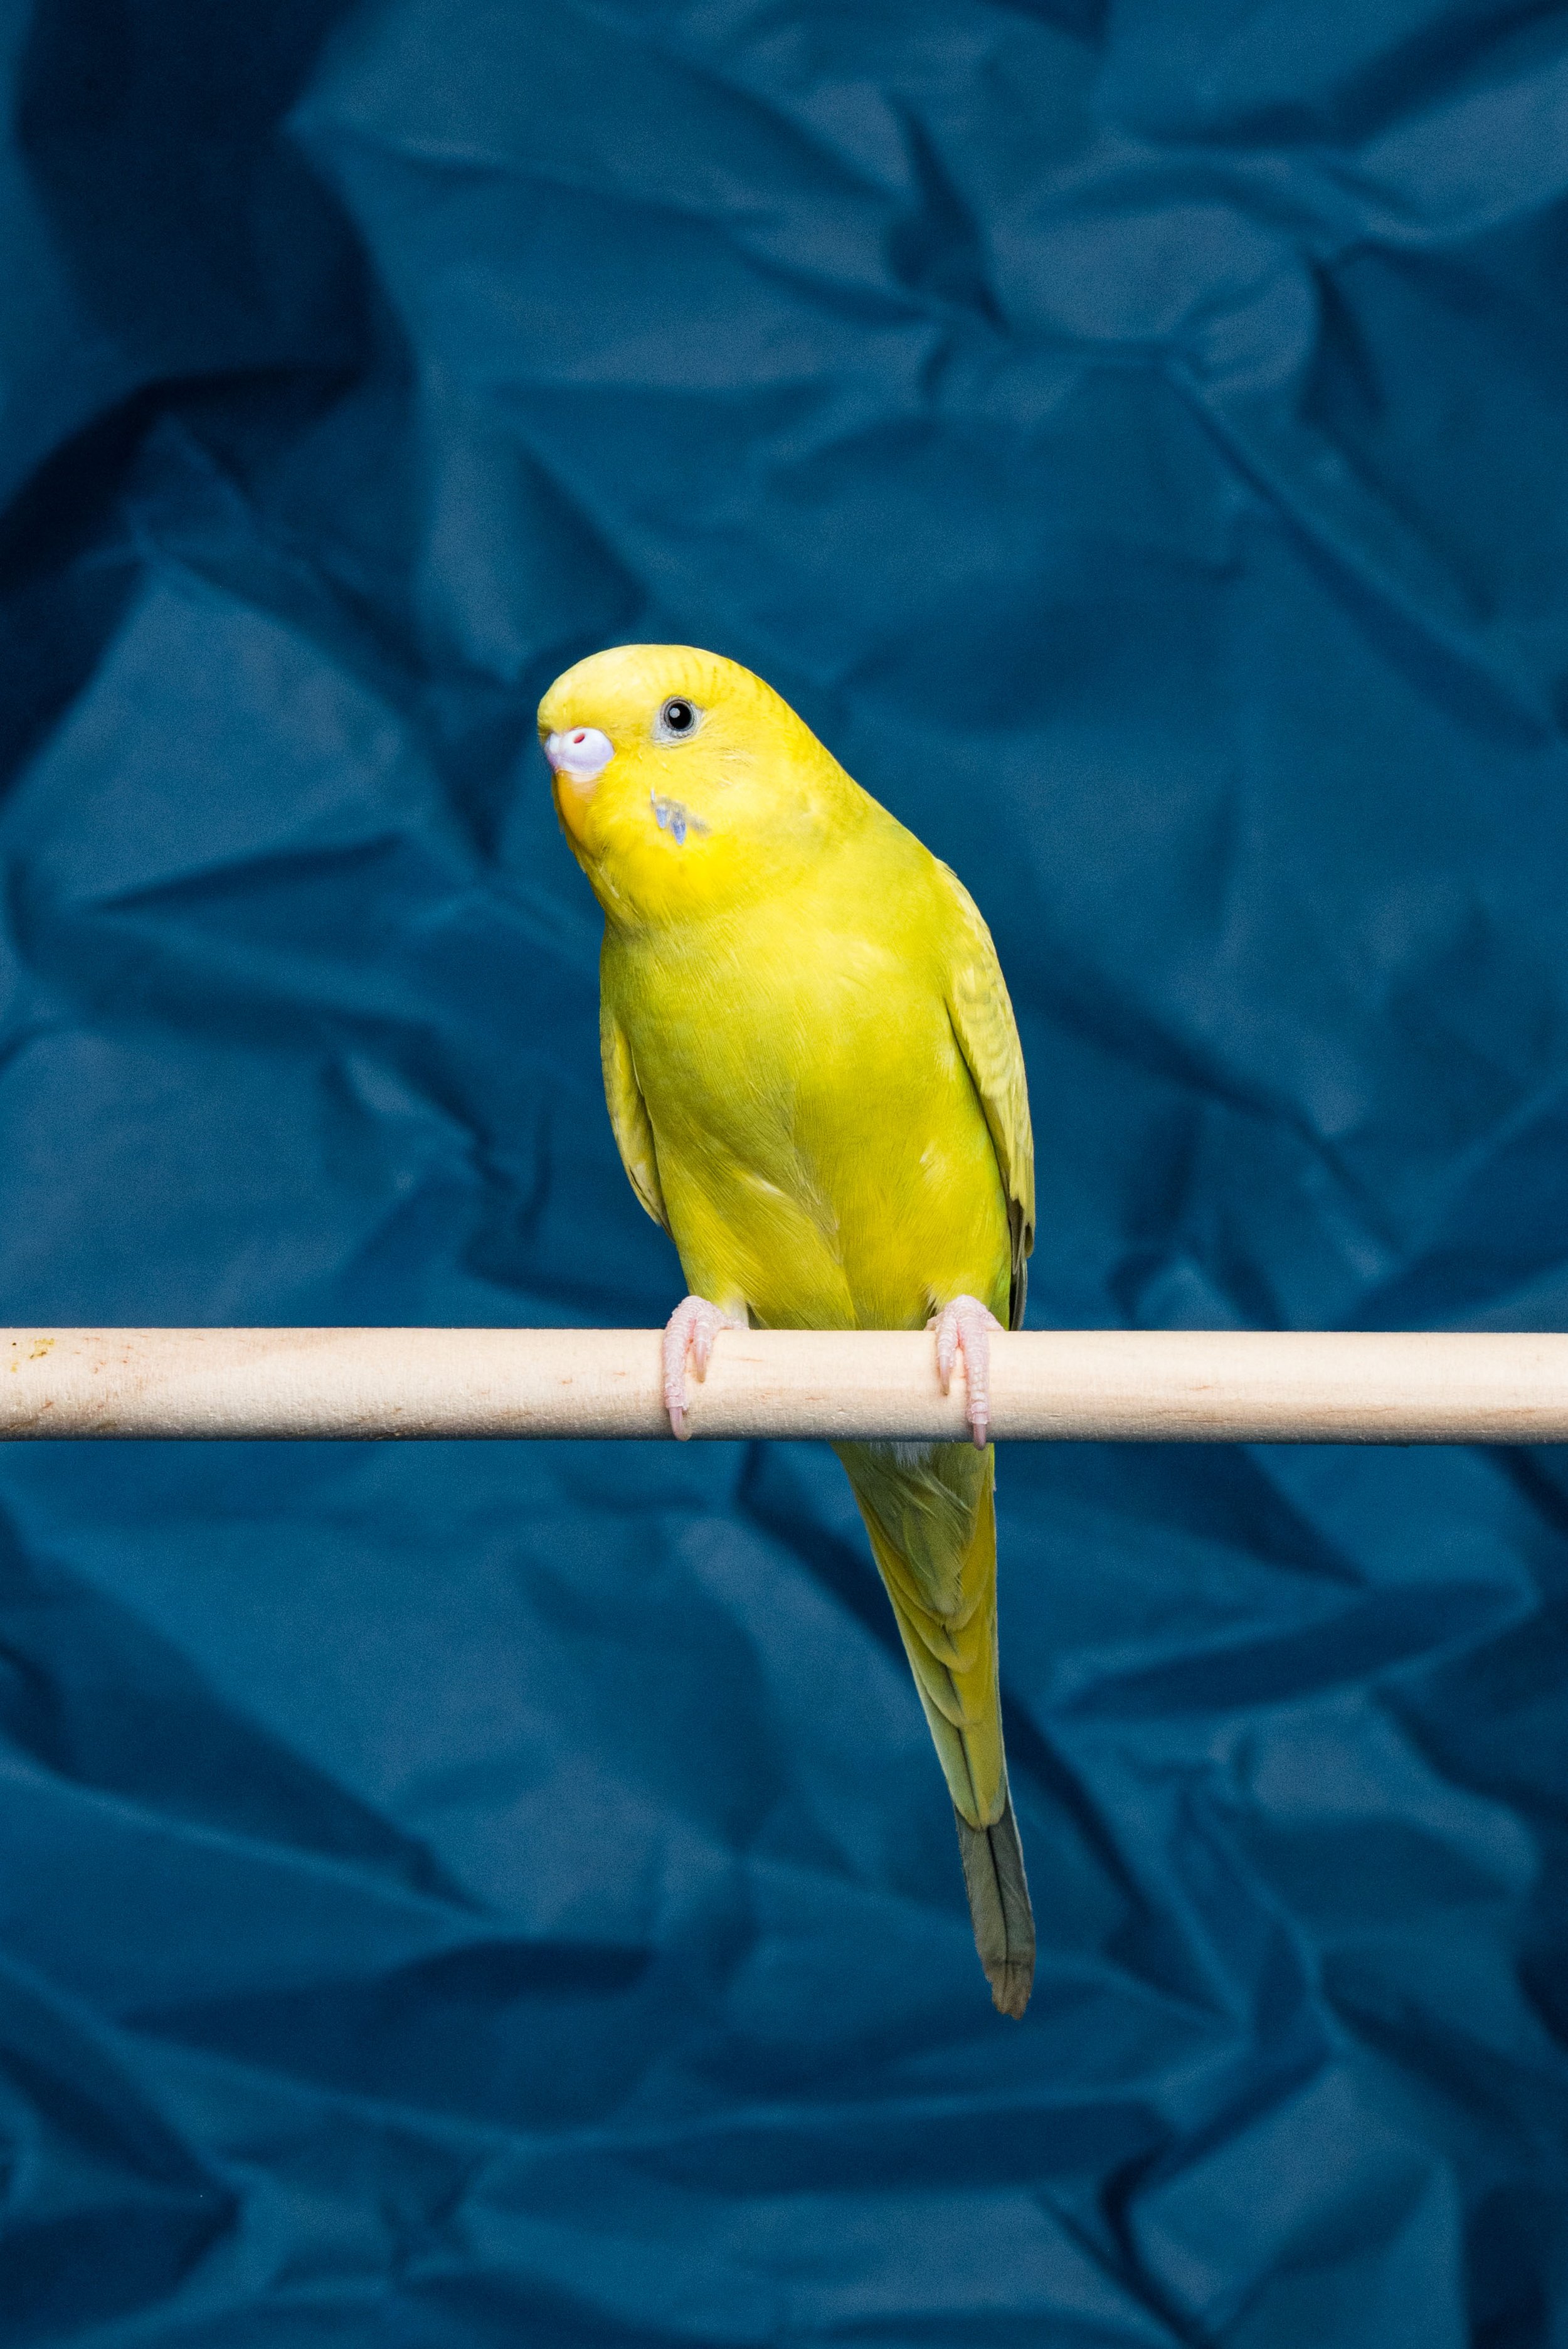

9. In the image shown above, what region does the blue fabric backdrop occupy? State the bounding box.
[2,2,1567,2341]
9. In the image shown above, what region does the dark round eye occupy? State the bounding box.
[661,698,694,734]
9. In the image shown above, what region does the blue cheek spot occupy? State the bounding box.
[652,793,707,847]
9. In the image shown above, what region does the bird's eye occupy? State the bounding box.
[660,698,696,735]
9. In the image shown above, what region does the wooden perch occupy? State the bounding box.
[0,1327,1564,1443]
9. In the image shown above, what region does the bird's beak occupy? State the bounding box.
[544,726,614,785]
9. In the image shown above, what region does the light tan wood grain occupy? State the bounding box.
[0,1328,1563,1441]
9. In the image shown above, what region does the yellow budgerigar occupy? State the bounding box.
[539,645,1036,2017]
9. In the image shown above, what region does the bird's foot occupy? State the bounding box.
[929,1295,1004,1450]
[663,1295,744,1440]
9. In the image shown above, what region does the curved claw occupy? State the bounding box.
[662,1295,743,1440]
[928,1295,1005,1450]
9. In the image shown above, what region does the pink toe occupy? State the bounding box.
[662,1295,739,1438]
[930,1295,1002,1441]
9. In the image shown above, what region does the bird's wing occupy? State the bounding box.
[937,866,1035,1330]
[600,1005,670,1232]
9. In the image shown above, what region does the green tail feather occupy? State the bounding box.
[955,1783,1035,2018]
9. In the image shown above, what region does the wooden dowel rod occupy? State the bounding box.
[0,1328,1564,1443]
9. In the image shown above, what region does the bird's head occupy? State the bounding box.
[538,644,857,924]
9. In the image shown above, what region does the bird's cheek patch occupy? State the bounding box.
[651,792,709,847]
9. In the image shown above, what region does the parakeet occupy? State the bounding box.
[539,645,1036,2017]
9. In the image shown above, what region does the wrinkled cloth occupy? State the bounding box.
[1,2,1567,2342]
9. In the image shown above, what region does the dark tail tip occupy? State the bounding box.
[954,1787,1036,2018]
